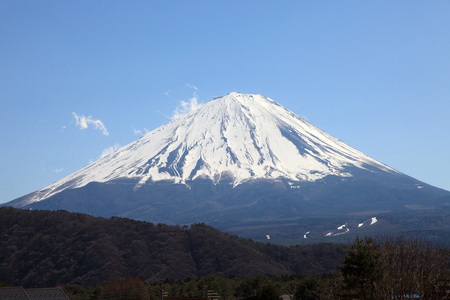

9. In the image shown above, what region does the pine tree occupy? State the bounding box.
[339,236,384,299]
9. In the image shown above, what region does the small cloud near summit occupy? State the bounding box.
[172,94,202,120]
[72,112,109,136]
[185,83,198,91]
[100,144,121,159]
[133,126,149,136]
[171,85,203,120]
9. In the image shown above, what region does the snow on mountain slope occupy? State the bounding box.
[24,92,398,205]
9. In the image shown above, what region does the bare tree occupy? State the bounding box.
[338,236,449,299]
[377,236,449,299]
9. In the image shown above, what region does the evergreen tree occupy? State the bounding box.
[293,275,319,300]
[339,236,384,300]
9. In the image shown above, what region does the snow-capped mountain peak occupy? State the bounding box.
[25,92,397,205]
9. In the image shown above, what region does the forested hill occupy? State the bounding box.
[0,207,346,287]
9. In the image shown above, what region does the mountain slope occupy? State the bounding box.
[4,93,450,239]
[10,93,397,207]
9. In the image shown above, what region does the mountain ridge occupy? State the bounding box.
[4,93,450,241]
[9,92,399,207]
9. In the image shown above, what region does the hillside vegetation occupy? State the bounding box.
[0,207,346,287]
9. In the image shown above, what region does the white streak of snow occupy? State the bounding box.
[370,217,378,225]
[337,224,346,230]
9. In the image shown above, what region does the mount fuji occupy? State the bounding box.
[5,93,450,242]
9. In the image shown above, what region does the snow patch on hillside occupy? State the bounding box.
[323,217,379,237]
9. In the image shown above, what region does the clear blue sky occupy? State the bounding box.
[1,1,450,203]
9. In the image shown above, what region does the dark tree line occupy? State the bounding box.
[0,207,345,287]
[1,207,448,299]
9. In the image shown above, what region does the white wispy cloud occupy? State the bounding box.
[133,127,149,136]
[157,110,171,120]
[172,93,202,120]
[100,143,121,159]
[134,128,143,136]
[72,112,109,136]
[185,83,198,91]
[54,168,64,173]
